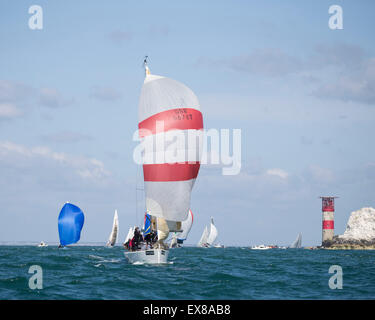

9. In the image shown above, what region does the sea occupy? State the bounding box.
[0,245,374,300]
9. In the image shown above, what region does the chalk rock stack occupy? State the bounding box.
[339,207,375,241]
[324,207,375,249]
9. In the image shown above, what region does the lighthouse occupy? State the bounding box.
[320,196,338,245]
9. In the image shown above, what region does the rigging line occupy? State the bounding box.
[135,163,139,226]
[136,163,146,227]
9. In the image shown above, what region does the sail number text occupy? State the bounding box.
[172,108,193,121]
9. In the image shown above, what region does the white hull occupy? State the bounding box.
[124,248,169,264]
[251,245,271,250]
[37,242,48,247]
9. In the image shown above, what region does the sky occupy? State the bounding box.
[1,0,375,246]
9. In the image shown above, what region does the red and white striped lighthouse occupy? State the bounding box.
[320,196,338,244]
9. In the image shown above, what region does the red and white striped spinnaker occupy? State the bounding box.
[138,60,203,240]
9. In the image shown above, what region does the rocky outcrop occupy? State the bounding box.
[323,207,375,250]
[323,236,375,250]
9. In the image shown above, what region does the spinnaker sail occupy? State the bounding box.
[138,61,203,242]
[58,202,85,246]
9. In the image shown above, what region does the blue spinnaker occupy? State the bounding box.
[58,203,85,246]
[143,212,151,236]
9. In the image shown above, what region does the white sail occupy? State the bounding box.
[106,210,119,246]
[206,217,218,246]
[289,232,302,248]
[178,209,194,242]
[156,217,182,241]
[197,226,209,247]
[124,226,134,244]
[169,233,178,248]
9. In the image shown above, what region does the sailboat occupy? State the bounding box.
[289,232,302,248]
[106,210,119,247]
[197,217,219,247]
[197,226,209,247]
[170,209,194,248]
[124,58,203,264]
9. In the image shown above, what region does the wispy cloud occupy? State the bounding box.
[0,80,34,103]
[224,48,303,77]
[0,80,33,120]
[312,57,375,105]
[147,24,170,37]
[266,168,289,179]
[0,79,74,119]
[0,141,110,183]
[39,88,74,108]
[90,86,122,101]
[40,131,93,144]
[310,43,365,70]
[108,25,169,45]
[108,30,132,44]
[0,103,23,120]
[198,43,375,105]
[196,48,302,77]
[305,165,335,185]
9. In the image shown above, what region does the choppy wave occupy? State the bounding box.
[0,246,374,299]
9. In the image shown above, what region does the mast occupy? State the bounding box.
[143,55,150,76]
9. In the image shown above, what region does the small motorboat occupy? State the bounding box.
[37,241,48,247]
[250,244,271,250]
[214,243,225,248]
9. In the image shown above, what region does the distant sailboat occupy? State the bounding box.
[58,202,85,247]
[106,210,119,247]
[197,226,209,247]
[289,232,302,248]
[197,217,218,247]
